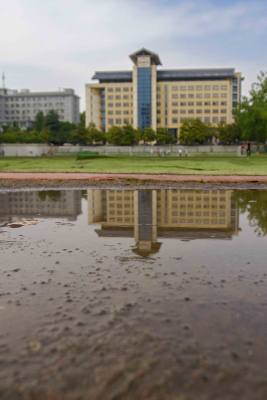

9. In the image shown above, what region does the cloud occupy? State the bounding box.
[0,0,266,107]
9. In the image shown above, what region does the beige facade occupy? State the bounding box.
[86,48,242,139]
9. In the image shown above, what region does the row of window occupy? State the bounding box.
[164,84,228,92]
[6,97,69,102]
[170,101,227,107]
[108,110,129,115]
[107,118,132,125]
[107,102,131,108]
[107,95,131,100]
[167,93,228,99]
[107,87,131,92]
[167,109,227,115]
[7,103,65,108]
[166,116,227,124]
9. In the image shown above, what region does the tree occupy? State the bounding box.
[235,71,267,143]
[33,111,45,132]
[139,128,156,144]
[122,125,138,145]
[70,126,90,145]
[234,191,267,236]
[79,111,86,128]
[156,128,177,145]
[106,125,137,145]
[217,123,241,145]
[87,123,105,144]
[44,110,61,133]
[44,111,72,145]
[179,119,212,145]
[106,126,123,145]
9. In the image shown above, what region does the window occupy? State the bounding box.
[172,118,178,123]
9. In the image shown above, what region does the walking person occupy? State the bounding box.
[246,142,251,157]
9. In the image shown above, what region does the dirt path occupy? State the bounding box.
[1,172,267,184]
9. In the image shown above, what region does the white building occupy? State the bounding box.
[0,88,80,128]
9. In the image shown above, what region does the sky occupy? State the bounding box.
[1,0,267,110]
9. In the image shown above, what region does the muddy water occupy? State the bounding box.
[0,188,267,400]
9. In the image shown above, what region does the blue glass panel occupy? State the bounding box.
[137,68,152,129]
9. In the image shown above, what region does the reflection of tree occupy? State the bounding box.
[38,191,62,202]
[234,191,267,236]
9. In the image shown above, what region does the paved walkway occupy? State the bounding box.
[1,172,267,183]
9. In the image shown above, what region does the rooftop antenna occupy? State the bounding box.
[2,72,6,89]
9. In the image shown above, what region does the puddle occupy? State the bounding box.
[0,188,267,400]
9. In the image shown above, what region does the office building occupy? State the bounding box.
[0,87,80,129]
[86,48,242,139]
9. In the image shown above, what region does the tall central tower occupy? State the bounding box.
[130,48,162,131]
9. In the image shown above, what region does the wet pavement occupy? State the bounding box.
[0,188,267,400]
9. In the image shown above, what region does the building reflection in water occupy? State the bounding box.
[88,189,240,256]
[0,191,82,225]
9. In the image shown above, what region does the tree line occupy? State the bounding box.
[0,72,266,146]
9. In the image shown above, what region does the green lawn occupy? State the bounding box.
[0,155,267,175]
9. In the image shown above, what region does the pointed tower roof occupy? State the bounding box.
[129,48,162,66]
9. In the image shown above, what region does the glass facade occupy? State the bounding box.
[137,68,152,129]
